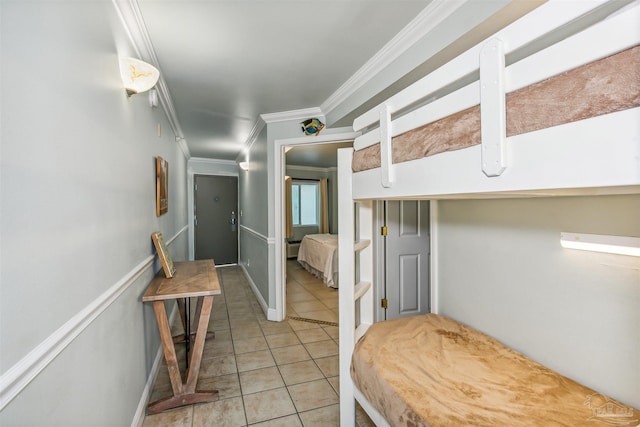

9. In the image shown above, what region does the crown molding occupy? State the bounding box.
[176,137,190,159]
[260,107,325,124]
[189,157,238,167]
[112,0,190,159]
[240,117,267,160]
[320,0,467,118]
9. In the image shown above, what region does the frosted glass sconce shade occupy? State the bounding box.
[119,57,160,96]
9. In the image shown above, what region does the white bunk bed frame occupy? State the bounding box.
[338,1,639,425]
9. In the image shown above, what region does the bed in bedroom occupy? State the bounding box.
[337,0,640,425]
[297,234,339,288]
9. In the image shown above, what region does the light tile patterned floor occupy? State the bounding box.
[141,262,374,427]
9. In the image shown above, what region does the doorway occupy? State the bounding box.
[274,131,360,322]
[380,200,431,320]
[194,174,238,265]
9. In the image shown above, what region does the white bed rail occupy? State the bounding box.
[352,0,640,188]
[338,148,377,426]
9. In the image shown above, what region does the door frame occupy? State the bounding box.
[188,167,239,261]
[273,131,360,322]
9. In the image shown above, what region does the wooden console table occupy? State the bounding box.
[142,259,221,414]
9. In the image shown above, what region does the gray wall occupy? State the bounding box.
[435,195,639,408]
[238,125,270,304]
[0,1,188,425]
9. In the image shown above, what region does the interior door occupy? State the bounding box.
[194,175,238,265]
[384,200,430,320]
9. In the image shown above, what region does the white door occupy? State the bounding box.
[384,200,430,320]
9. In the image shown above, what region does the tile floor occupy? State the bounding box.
[285,259,339,325]
[141,261,374,427]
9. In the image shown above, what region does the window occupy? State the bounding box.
[291,181,319,226]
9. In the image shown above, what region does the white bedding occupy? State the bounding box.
[297,234,339,288]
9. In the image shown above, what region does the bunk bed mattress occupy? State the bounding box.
[351,314,639,427]
[352,45,640,172]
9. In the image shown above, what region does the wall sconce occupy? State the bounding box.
[119,57,160,97]
[560,232,640,257]
[238,162,250,171]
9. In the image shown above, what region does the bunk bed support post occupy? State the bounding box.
[379,103,394,187]
[480,37,508,177]
[338,148,356,426]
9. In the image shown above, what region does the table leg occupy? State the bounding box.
[185,295,212,392]
[172,297,215,344]
[147,296,218,415]
[151,301,183,397]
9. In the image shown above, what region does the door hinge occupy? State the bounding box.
[381,226,388,236]
[381,298,388,309]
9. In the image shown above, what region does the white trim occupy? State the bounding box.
[130,304,178,427]
[261,107,324,124]
[189,157,239,168]
[274,132,361,323]
[338,148,357,425]
[239,265,277,321]
[240,225,272,245]
[112,0,190,159]
[175,137,190,159]
[0,226,188,411]
[167,225,189,246]
[321,0,467,118]
[241,118,266,158]
[429,201,439,315]
[131,334,164,427]
[354,386,392,427]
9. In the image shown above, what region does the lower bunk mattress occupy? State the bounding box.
[351,314,638,426]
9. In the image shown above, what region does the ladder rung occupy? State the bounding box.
[354,281,372,301]
[354,240,371,252]
[355,322,372,342]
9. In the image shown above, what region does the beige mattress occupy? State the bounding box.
[352,45,640,172]
[351,314,639,426]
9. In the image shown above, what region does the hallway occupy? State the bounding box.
[142,265,373,426]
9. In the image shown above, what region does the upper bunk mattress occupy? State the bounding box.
[352,45,640,172]
[351,313,639,426]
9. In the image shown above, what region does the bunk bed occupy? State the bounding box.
[338,1,640,426]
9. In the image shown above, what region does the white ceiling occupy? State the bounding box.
[138,0,431,159]
[133,1,542,162]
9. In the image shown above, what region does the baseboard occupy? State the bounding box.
[267,308,278,322]
[239,264,273,320]
[130,304,178,427]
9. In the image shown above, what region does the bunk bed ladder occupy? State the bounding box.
[338,148,375,426]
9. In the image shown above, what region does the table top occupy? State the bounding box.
[143,260,221,302]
